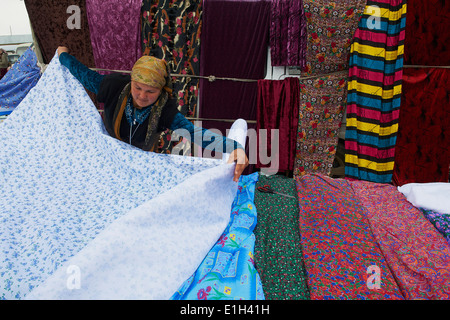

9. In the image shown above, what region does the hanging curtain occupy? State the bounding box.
[393,0,450,185]
[141,0,203,154]
[344,0,407,183]
[24,0,98,108]
[392,68,450,185]
[403,0,450,66]
[198,0,270,141]
[293,0,366,178]
[270,0,307,68]
[85,0,142,73]
[24,0,94,66]
[256,78,300,173]
[141,0,202,118]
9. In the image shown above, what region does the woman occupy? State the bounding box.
[57,46,248,182]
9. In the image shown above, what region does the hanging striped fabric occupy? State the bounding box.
[344,0,407,183]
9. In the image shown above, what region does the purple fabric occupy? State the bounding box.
[86,0,142,73]
[270,0,307,67]
[198,0,270,140]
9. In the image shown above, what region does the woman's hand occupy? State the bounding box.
[227,148,249,182]
[57,46,69,56]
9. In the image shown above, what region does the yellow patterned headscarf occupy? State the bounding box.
[131,56,172,94]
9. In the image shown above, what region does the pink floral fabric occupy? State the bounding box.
[349,180,450,300]
[295,174,404,300]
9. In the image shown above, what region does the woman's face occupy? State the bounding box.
[131,81,162,109]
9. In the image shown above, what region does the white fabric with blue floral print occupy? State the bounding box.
[0,52,238,300]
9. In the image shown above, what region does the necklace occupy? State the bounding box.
[129,108,141,145]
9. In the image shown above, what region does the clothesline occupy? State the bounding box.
[91,67,348,82]
[91,64,450,83]
[94,108,257,124]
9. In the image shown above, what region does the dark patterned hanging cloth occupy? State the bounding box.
[24,0,95,66]
[295,174,404,300]
[256,78,300,173]
[198,0,270,147]
[253,174,310,300]
[293,0,366,178]
[24,0,98,108]
[392,0,450,185]
[403,0,450,67]
[344,0,407,183]
[85,0,143,74]
[269,0,307,68]
[392,68,450,185]
[141,0,202,153]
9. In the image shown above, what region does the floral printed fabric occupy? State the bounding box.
[295,174,404,300]
[171,173,264,300]
[141,0,202,154]
[141,0,201,116]
[0,47,41,116]
[254,174,310,300]
[294,73,347,176]
[293,0,366,178]
[419,208,450,246]
[350,180,450,299]
[302,0,366,76]
[0,52,238,300]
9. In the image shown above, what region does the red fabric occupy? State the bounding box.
[256,78,300,172]
[404,0,450,66]
[393,68,450,186]
[295,174,404,300]
[350,180,450,300]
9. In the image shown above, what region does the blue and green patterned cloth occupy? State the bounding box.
[171,172,265,300]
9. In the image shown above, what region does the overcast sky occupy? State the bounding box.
[0,0,32,36]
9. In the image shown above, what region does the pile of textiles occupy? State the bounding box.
[250,172,450,300]
[295,174,450,300]
[172,172,265,300]
[253,174,310,300]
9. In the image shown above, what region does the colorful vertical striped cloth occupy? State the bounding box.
[171,173,265,300]
[254,174,310,300]
[350,180,450,299]
[295,174,404,300]
[344,0,407,183]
